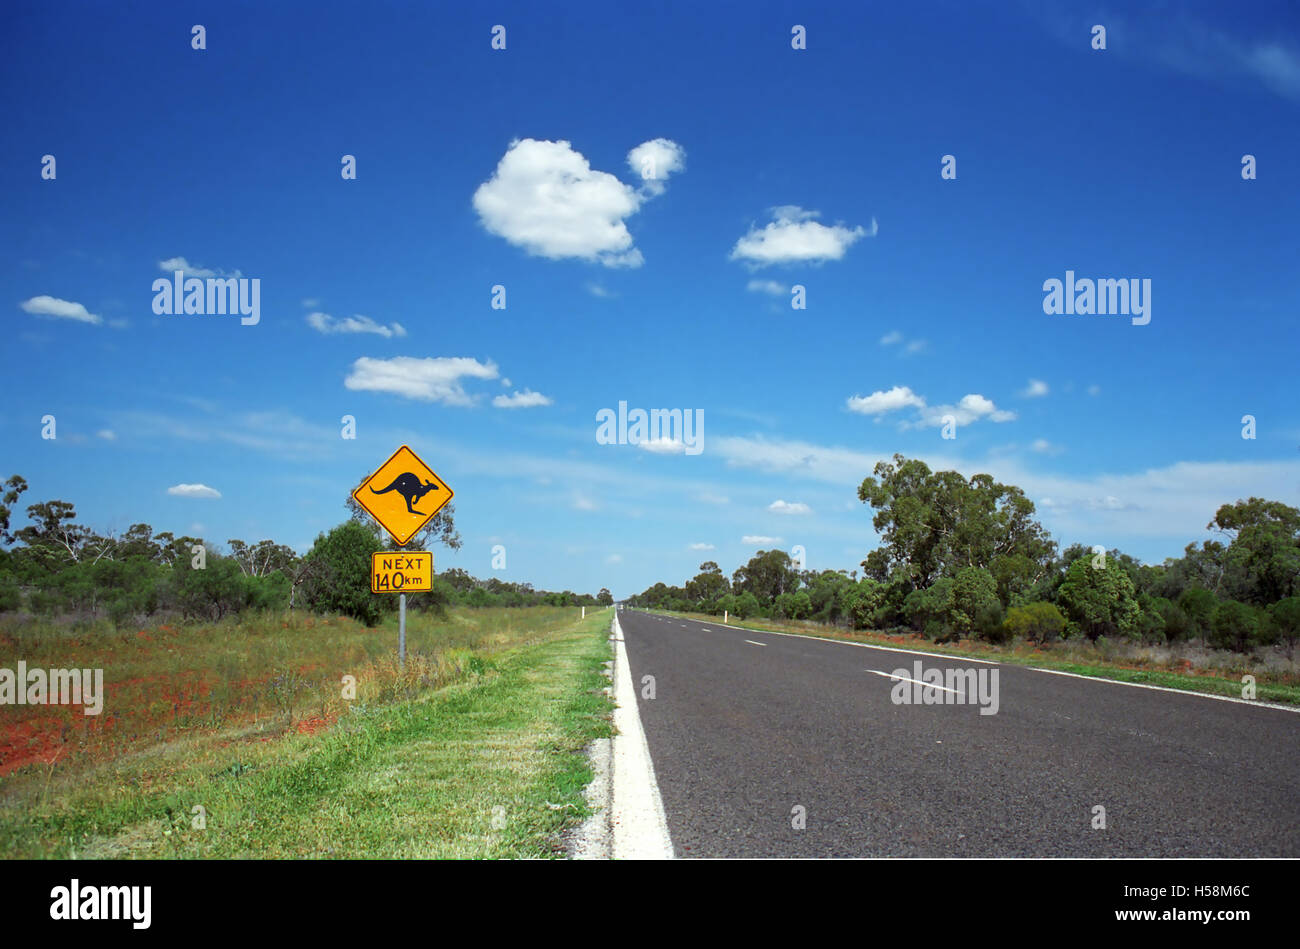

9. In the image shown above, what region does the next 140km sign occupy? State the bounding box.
[371,552,434,593]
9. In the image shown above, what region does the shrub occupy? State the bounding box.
[951,567,999,636]
[1002,601,1066,644]
[1207,599,1259,652]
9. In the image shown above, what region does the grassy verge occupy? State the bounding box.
[640,608,1300,706]
[0,606,614,858]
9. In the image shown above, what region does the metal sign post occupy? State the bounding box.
[399,593,406,666]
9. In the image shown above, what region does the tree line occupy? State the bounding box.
[626,454,1300,655]
[0,475,611,627]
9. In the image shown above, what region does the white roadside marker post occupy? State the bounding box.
[724,610,728,625]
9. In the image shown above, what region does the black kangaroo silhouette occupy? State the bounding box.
[370,472,439,515]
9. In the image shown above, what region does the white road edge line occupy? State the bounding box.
[743,640,767,647]
[610,614,675,858]
[1026,664,1300,714]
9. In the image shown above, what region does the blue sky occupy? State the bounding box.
[3,1,1298,598]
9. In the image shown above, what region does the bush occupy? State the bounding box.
[300,521,389,626]
[1177,587,1217,640]
[951,567,999,637]
[1208,599,1259,652]
[1002,601,1066,644]
[903,578,953,634]
[733,591,760,619]
[1057,556,1142,640]
[1268,597,1300,657]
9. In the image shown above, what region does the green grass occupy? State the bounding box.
[0,606,614,858]
[641,608,1300,706]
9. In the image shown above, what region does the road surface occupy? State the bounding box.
[618,609,1300,857]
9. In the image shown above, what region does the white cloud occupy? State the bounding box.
[730,206,873,268]
[586,282,614,298]
[1088,384,1101,397]
[846,386,926,416]
[573,494,597,511]
[168,483,221,499]
[1021,379,1050,398]
[606,553,623,564]
[879,330,927,354]
[743,535,782,545]
[301,298,321,309]
[915,394,1016,428]
[638,437,687,454]
[688,542,716,551]
[158,257,240,279]
[20,295,102,325]
[492,388,553,409]
[96,429,116,441]
[626,138,686,196]
[1031,438,1064,455]
[473,138,680,267]
[1246,43,1300,99]
[306,312,407,338]
[768,499,812,515]
[746,279,787,296]
[847,387,1013,428]
[344,356,499,405]
[696,492,730,505]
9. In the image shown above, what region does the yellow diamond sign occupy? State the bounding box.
[353,444,454,546]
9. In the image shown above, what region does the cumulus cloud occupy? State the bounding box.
[96,429,116,441]
[473,138,682,267]
[158,257,240,279]
[307,312,407,338]
[768,499,812,515]
[730,206,874,268]
[688,542,715,551]
[344,356,499,405]
[1032,438,1064,455]
[626,137,686,196]
[168,483,221,499]
[743,535,782,545]
[1021,379,1050,398]
[847,386,1015,428]
[638,437,687,454]
[846,386,926,416]
[916,394,1016,428]
[20,295,102,325]
[492,388,553,409]
[879,330,903,345]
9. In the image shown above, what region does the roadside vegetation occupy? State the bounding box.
[0,606,613,857]
[628,454,1300,699]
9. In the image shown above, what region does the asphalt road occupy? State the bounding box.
[617,609,1300,857]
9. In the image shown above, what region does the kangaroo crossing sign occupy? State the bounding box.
[353,444,454,546]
